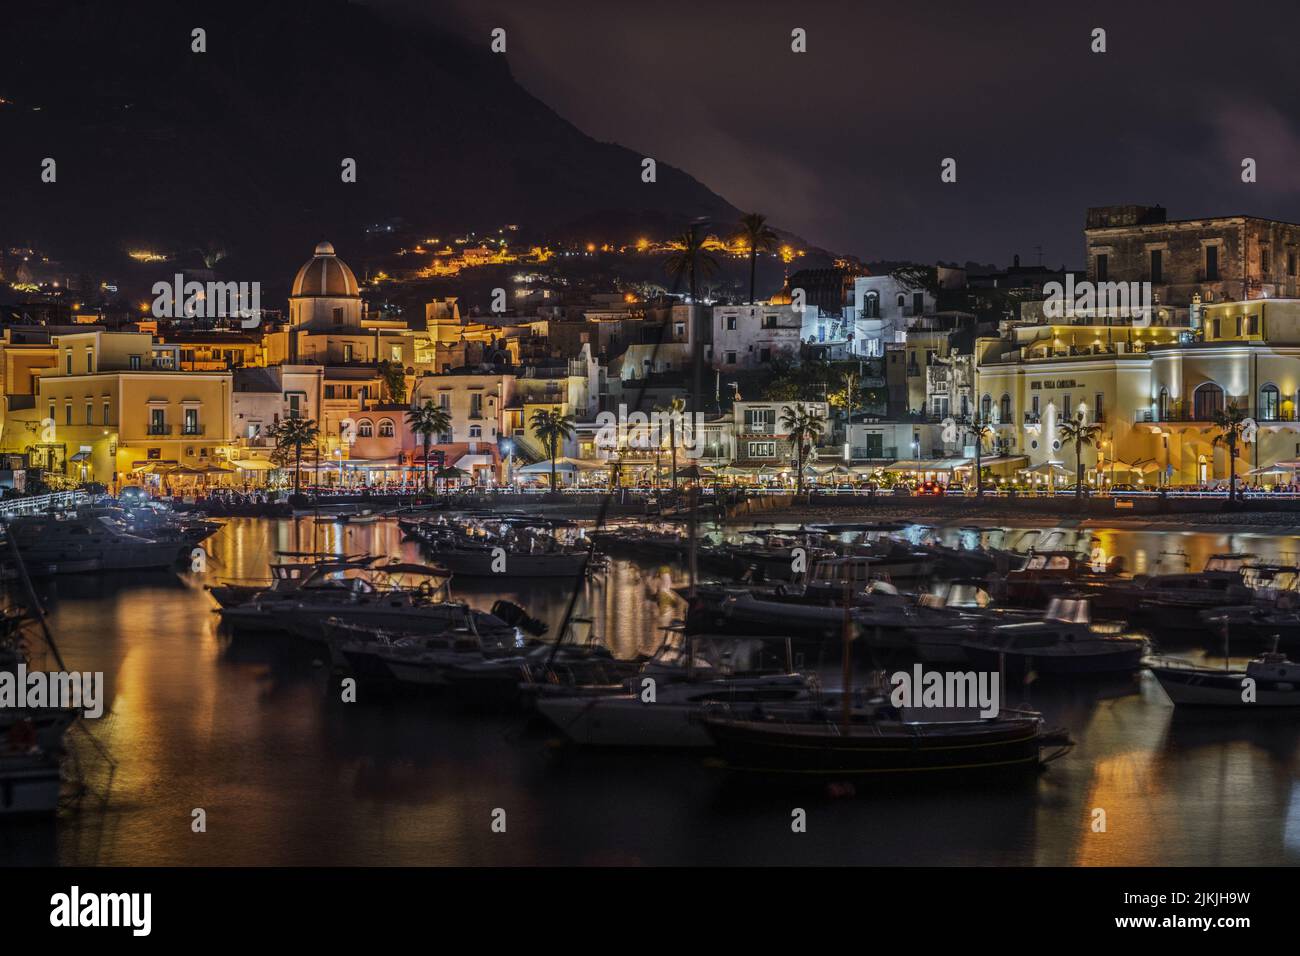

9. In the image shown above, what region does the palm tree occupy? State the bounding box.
[406,401,452,492]
[780,402,824,495]
[736,212,778,304]
[655,397,687,491]
[530,408,576,492]
[665,227,719,303]
[1213,400,1250,505]
[966,418,994,498]
[1059,413,1103,499]
[269,417,320,496]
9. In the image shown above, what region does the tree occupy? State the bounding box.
[1059,413,1103,499]
[736,212,778,304]
[780,402,824,495]
[966,418,994,498]
[406,401,451,492]
[269,417,320,496]
[530,408,576,492]
[378,360,407,404]
[829,367,862,437]
[665,228,719,302]
[1212,400,1250,505]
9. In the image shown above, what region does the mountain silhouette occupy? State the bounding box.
[0,0,740,288]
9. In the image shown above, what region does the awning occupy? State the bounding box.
[233,459,276,471]
[454,454,494,470]
[889,458,970,472]
[70,451,91,462]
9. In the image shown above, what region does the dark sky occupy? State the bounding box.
[390,0,1300,268]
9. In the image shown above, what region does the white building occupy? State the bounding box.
[711,304,803,370]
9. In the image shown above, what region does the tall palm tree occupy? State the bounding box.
[780,403,824,495]
[1059,413,1103,499]
[966,418,994,498]
[269,417,320,496]
[736,212,778,304]
[406,401,452,492]
[530,408,576,492]
[665,228,719,303]
[1213,400,1249,505]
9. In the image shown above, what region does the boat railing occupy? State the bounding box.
[0,490,89,519]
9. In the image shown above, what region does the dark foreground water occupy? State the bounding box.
[5,517,1300,866]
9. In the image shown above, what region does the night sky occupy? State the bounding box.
[416,0,1300,268]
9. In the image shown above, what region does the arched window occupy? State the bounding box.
[357,419,373,438]
[980,394,992,422]
[999,394,1012,424]
[1192,383,1224,421]
[896,293,906,309]
[1260,383,1280,421]
[378,418,395,438]
[864,292,879,319]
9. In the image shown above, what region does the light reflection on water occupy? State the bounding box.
[3,516,1299,866]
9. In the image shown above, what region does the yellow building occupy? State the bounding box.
[3,330,234,489]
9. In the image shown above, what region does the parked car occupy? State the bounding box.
[915,481,945,496]
[890,483,913,496]
[946,482,966,495]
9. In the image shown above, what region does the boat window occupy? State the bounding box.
[1047,556,1071,570]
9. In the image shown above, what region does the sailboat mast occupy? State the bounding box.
[841,574,852,732]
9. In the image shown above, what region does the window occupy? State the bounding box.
[391,345,402,362]
[999,394,1012,423]
[64,403,72,426]
[48,402,55,423]
[1260,384,1280,421]
[439,394,450,411]
[726,316,737,331]
[85,348,94,373]
[288,394,301,418]
[896,294,906,309]
[744,408,775,433]
[1031,395,1040,417]
[1096,254,1108,282]
[725,351,737,365]
[980,394,992,421]
[759,348,771,363]
[747,441,776,458]
[1094,393,1104,422]
[1262,247,1272,275]
[1205,245,1219,281]
[378,419,395,438]
[864,293,880,318]
[103,400,111,426]
[150,408,166,434]
[469,425,482,438]
[470,394,483,419]
[129,355,141,370]
[65,351,72,374]
[1290,251,1297,277]
[913,292,924,315]
[343,344,353,363]
[333,308,344,325]
[85,401,93,425]
[1150,250,1162,284]
[1212,318,1221,339]
[1193,383,1224,421]
[1158,387,1169,420]
[1246,314,1260,335]
[183,408,200,435]
[763,315,777,329]
[357,419,373,438]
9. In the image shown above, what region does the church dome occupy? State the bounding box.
[291,241,360,297]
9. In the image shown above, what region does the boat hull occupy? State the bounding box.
[704,716,1046,777]
[1150,665,1300,707]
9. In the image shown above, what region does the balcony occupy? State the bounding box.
[180,424,206,436]
[146,423,173,435]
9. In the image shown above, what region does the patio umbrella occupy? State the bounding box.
[233,459,276,471]
[1247,464,1290,477]
[433,465,469,479]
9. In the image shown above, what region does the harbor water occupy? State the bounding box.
[5,516,1300,866]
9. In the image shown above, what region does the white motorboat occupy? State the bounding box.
[1148,652,1300,707]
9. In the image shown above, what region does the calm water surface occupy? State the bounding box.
[5,516,1300,866]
